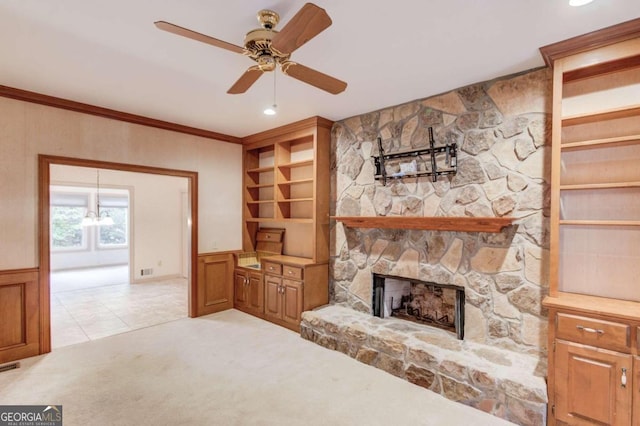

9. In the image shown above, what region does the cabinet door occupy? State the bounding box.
[555,340,632,426]
[281,279,303,326]
[264,275,282,319]
[234,270,247,307]
[247,272,264,314]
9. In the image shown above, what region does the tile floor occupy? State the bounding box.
[50,265,188,349]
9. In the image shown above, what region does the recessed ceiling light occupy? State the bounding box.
[569,0,594,6]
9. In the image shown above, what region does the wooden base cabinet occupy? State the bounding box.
[265,276,303,327]
[545,297,640,426]
[262,256,327,332]
[234,268,263,316]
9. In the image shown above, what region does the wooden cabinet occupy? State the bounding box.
[552,310,635,426]
[545,296,640,425]
[241,116,332,263]
[235,117,331,331]
[540,19,640,425]
[264,275,303,326]
[262,255,328,332]
[234,268,263,316]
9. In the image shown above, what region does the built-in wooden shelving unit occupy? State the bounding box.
[332,216,515,233]
[539,18,640,426]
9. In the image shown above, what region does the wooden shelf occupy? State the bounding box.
[562,104,640,126]
[246,200,274,205]
[560,182,640,190]
[279,198,313,203]
[246,166,274,174]
[559,220,640,226]
[245,217,313,224]
[278,178,314,186]
[278,159,313,169]
[246,183,274,189]
[332,216,515,233]
[561,134,640,151]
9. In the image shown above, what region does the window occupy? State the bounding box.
[50,187,130,252]
[98,194,129,247]
[50,192,88,250]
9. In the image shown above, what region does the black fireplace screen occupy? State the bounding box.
[372,273,465,340]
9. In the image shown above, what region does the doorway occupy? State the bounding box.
[48,165,190,348]
[38,155,199,353]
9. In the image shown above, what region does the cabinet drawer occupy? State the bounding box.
[257,230,284,242]
[282,265,303,280]
[556,312,630,352]
[263,262,282,275]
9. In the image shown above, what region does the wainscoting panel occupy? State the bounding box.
[196,252,235,316]
[0,268,40,363]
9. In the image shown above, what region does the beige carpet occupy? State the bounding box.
[0,310,514,426]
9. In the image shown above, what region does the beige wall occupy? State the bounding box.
[0,97,242,270]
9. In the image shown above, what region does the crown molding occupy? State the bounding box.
[0,85,241,144]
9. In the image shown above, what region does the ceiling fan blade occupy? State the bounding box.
[281,62,346,94]
[271,3,332,54]
[228,66,264,94]
[154,21,245,54]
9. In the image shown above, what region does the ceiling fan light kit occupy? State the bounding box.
[155,3,347,96]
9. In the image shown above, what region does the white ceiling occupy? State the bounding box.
[1,1,639,138]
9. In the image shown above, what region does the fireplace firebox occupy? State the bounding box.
[372,273,465,340]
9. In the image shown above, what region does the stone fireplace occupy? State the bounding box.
[301,67,552,425]
[372,273,465,339]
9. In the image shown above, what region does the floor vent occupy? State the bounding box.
[140,268,153,276]
[0,362,20,373]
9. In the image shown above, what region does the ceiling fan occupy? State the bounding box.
[154,3,347,95]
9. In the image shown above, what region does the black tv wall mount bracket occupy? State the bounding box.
[372,127,457,186]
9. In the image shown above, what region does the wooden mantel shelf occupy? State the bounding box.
[332,216,515,233]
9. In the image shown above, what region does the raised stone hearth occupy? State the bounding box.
[301,305,547,425]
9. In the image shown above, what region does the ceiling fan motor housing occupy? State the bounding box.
[244,9,290,72]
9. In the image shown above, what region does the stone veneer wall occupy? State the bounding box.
[330,67,552,359]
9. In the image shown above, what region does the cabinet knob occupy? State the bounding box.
[621,368,627,388]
